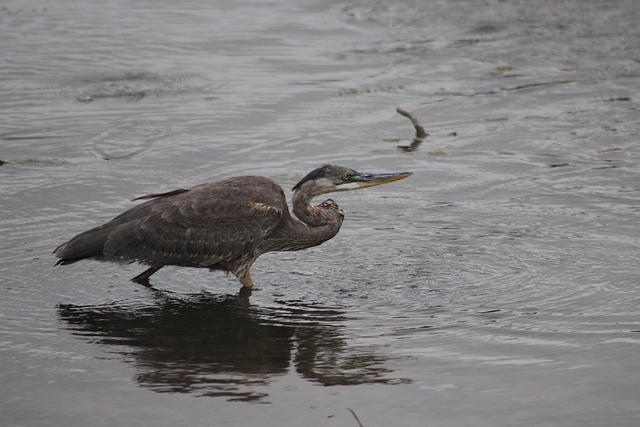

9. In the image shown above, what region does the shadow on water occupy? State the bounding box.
[57,290,404,402]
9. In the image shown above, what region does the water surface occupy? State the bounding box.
[1,0,640,426]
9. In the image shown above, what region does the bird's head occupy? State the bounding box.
[292,164,412,199]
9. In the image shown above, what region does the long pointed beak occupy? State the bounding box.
[337,171,413,190]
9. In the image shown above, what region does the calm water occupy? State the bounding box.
[2,0,640,426]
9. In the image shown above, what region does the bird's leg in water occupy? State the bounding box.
[237,271,254,288]
[238,286,253,299]
[132,266,163,286]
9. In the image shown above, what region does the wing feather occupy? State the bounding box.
[101,177,285,267]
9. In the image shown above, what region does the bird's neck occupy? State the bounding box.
[292,189,333,227]
[280,189,343,250]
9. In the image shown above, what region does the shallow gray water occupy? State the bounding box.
[2,0,640,426]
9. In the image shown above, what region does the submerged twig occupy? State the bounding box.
[347,408,365,427]
[396,106,427,140]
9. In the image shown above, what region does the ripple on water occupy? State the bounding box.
[62,72,212,103]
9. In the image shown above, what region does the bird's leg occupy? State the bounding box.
[236,271,254,288]
[238,286,253,299]
[132,266,163,286]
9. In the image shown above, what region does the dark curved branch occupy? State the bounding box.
[347,408,365,427]
[396,107,427,140]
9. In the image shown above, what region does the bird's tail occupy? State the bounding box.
[53,225,110,265]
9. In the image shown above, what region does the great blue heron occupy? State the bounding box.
[54,164,412,287]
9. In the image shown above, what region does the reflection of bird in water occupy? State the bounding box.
[54,164,412,287]
[57,293,399,401]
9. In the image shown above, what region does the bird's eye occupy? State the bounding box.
[342,173,351,181]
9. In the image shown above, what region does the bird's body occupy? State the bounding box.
[54,165,411,287]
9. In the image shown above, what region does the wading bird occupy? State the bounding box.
[54,164,412,287]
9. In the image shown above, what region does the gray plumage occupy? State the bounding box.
[54,165,411,287]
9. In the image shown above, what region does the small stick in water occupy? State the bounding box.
[396,106,428,140]
[347,408,365,427]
